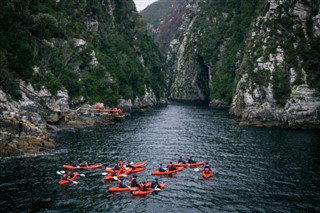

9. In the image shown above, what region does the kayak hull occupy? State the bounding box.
[132,184,165,196]
[202,170,212,179]
[105,168,132,174]
[128,167,145,174]
[58,172,78,185]
[130,161,147,168]
[151,167,183,175]
[173,161,204,168]
[62,164,103,170]
[108,187,137,192]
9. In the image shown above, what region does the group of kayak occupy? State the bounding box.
[58,157,213,196]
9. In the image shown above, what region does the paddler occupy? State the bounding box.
[118,177,128,188]
[72,160,80,167]
[150,178,161,189]
[167,162,177,171]
[187,156,196,164]
[139,182,148,191]
[203,162,212,173]
[177,156,186,164]
[130,174,139,187]
[158,164,166,172]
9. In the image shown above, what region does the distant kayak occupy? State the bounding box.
[173,161,204,168]
[130,161,147,168]
[151,167,183,175]
[105,168,132,174]
[131,184,165,196]
[62,164,103,170]
[58,172,78,185]
[128,167,145,174]
[108,182,152,192]
[202,170,212,179]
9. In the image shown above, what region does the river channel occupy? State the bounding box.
[1,102,320,212]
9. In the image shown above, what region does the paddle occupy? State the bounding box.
[60,170,85,177]
[194,168,200,172]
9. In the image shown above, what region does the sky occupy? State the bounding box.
[133,0,158,12]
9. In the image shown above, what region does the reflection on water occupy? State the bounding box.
[1,102,320,212]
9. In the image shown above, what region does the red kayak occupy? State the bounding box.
[202,170,212,179]
[128,167,145,174]
[173,161,204,168]
[105,168,132,174]
[151,167,183,175]
[108,182,152,192]
[104,175,120,181]
[132,184,165,196]
[58,172,78,185]
[62,164,103,170]
[130,161,147,168]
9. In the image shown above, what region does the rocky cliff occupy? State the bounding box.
[231,0,320,128]
[0,0,168,156]
[143,0,320,128]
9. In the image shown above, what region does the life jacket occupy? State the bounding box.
[112,171,117,176]
[114,164,120,170]
[130,177,136,185]
[204,168,209,174]
[158,165,162,172]
[139,183,146,191]
[67,171,71,178]
[118,180,122,187]
[118,160,124,167]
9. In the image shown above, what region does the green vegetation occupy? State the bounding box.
[0,0,166,105]
[140,0,176,28]
[192,0,261,104]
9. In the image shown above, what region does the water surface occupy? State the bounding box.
[1,102,320,212]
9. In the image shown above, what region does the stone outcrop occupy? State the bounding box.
[230,0,320,128]
[0,89,54,157]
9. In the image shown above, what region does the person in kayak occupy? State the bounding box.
[167,162,177,171]
[203,162,212,173]
[62,170,75,180]
[188,156,196,164]
[72,160,80,167]
[150,178,161,189]
[178,156,186,164]
[111,169,117,177]
[118,177,128,188]
[139,182,148,191]
[126,162,136,170]
[113,163,121,170]
[118,159,124,168]
[130,174,139,187]
[158,164,167,172]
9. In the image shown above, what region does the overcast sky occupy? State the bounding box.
[133,0,158,12]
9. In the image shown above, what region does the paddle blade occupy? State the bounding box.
[155,188,161,191]
[194,168,200,172]
[113,176,118,180]
[60,170,66,174]
[79,174,85,177]
[72,181,78,184]
[102,172,108,176]
[56,171,62,175]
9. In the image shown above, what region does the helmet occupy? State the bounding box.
[159,164,162,166]
[155,178,158,181]
[133,174,137,178]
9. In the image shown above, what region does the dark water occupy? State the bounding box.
[1,102,320,213]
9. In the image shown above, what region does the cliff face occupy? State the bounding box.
[231,0,320,128]
[145,0,320,128]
